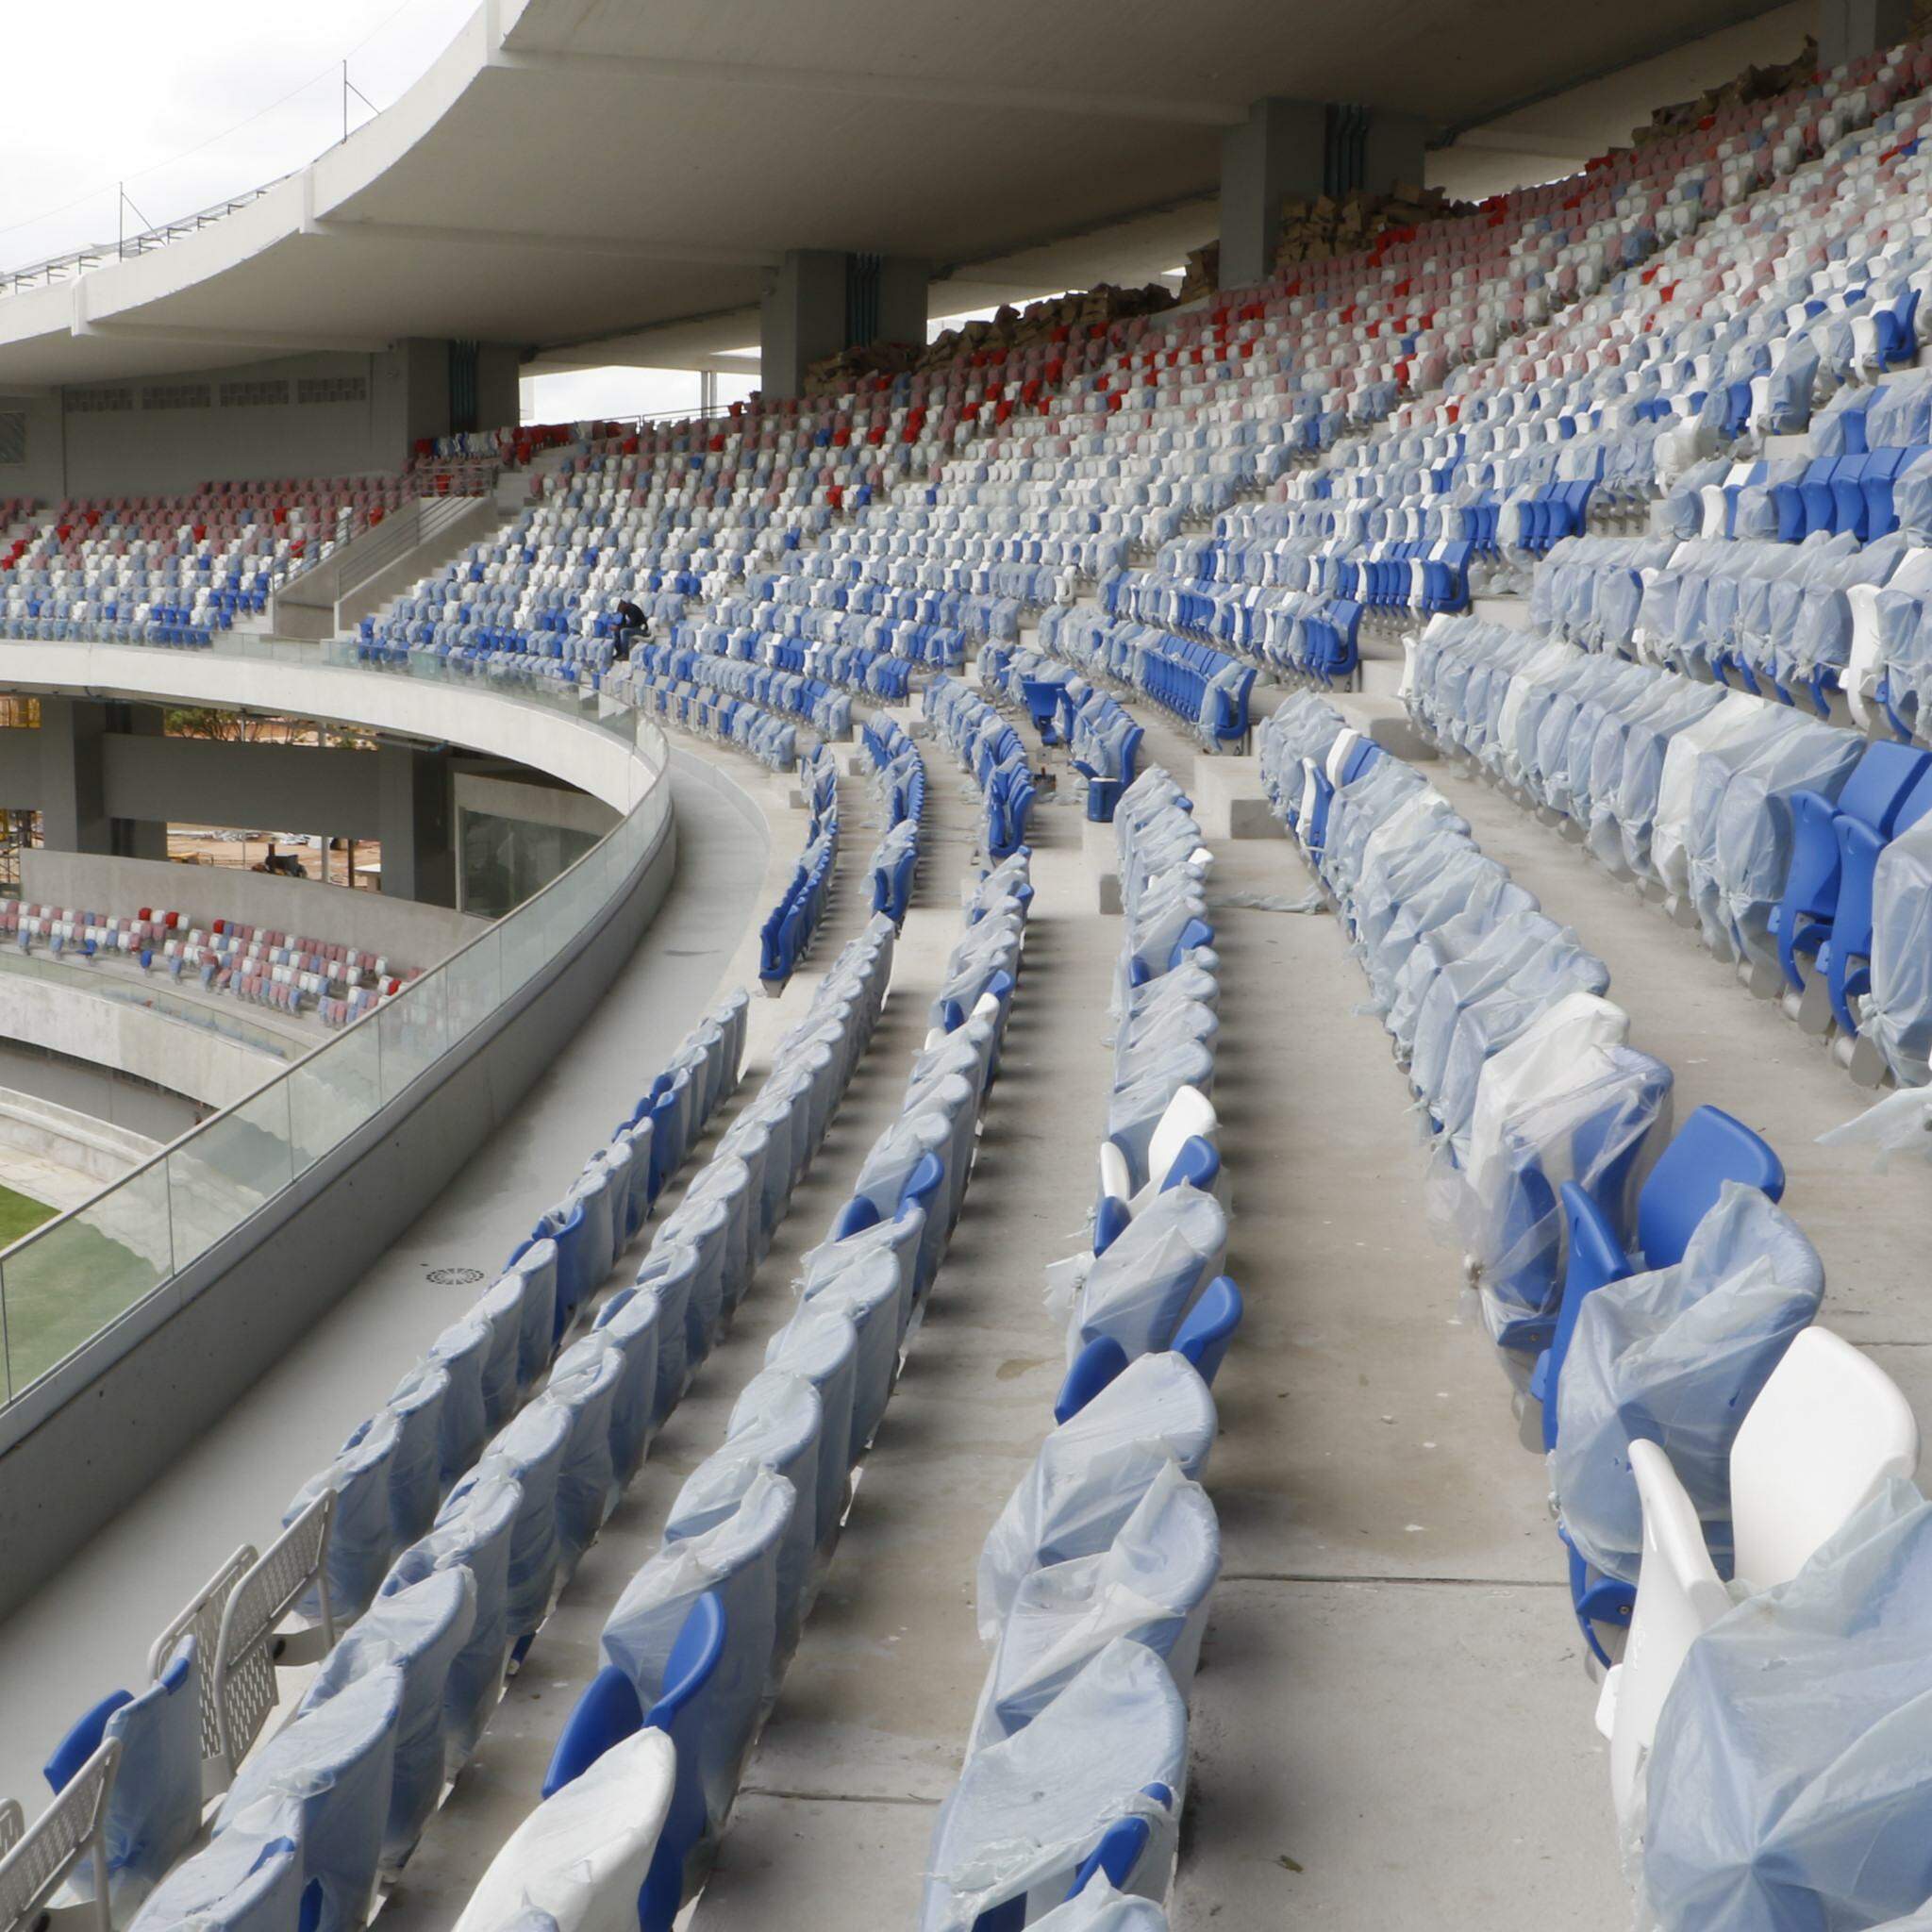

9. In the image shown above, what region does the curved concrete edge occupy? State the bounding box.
[0,771,676,1614]
[0,963,290,1110]
[0,641,655,814]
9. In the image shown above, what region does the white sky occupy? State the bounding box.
[0,0,481,273]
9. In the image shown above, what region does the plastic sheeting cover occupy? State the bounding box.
[977,1352,1217,1645]
[1642,1479,1932,1932]
[919,1639,1185,1932]
[451,1730,674,1932]
[974,1461,1220,1746]
[1553,1185,1824,1585]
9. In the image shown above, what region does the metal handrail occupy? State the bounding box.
[0,179,291,296]
[277,492,490,607]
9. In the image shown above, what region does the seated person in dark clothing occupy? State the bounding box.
[613,597,648,650]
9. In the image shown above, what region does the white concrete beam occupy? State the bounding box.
[309,218,782,271]
[488,44,1244,127]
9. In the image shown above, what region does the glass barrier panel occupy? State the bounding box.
[1,1160,177,1397]
[167,1080,297,1273]
[288,1016,384,1169]
[376,970,450,1102]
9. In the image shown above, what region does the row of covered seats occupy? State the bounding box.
[1,473,420,644]
[98,926,898,1932]
[1049,603,1255,752]
[925,676,1037,860]
[975,641,1145,823]
[0,899,416,1027]
[759,748,840,992]
[1252,691,1932,1926]
[481,855,1035,1930]
[919,770,1239,1926]
[0,991,752,1932]
[1404,610,1932,1086]
[860,717,925,927]
[1082,42,1931,709]
[674,601,916,704]
[608,659,801,771]
[623,638,853,741]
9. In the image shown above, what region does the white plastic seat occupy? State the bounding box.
[1600,1327,1919,1835]
[450,1729,674,1932]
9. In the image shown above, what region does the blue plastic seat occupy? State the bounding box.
[541,1592,726,1932]
[1529,1105,1785,1659]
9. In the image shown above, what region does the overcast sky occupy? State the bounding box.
[0,1,486,271]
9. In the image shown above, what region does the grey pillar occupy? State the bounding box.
[107,703,167,862]
[1220,100,1440,291]
[758,250,931,400]
[377,743,456,908]
[1365,112,1429,197]
[37,698,111,855]
[1818,0,1912,66]
[1219,99,1326,291]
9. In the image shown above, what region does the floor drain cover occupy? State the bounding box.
[426,1266,486,1286]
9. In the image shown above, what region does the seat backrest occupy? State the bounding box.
[1730,1325,1920,1588]
[638,1593,727,1932]
[1839,740,1931,835]
[1172,1275,1242,1388]
[1145,1086,1218,1191]
[1610,1440,1732,1830]
[1541,1183,1632,1453]
[1636,1105,1784,1269]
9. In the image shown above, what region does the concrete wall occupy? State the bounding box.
[0,1087,158,1186]
[19,850,483,967]
[0,767,681,1615]
[0,963,288,1112]
[0,1042,201,1143]
[0,339,525,503]
[454,770,618,838]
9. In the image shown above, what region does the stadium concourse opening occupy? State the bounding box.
[8,3,1932,1931]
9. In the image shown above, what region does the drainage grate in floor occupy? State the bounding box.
[426,1266,487,1286]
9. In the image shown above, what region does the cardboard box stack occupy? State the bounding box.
[1272,183,1471,272]
[1629,37,1817,146]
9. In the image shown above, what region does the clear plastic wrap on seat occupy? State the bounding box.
[1642,1479,1932,1932]
[295,1568,477,1871]
[1063,1185,1228,1367]
[1553,1185,1824,1585]
[977,1352,1217,1644]
[666,1373,823,1636]
[385,1470,522,1770]
[918,1640,1186,1932]
[211,1664,405,1932]
[599,1471,794,1857]
[973,1461,1220,1747]
[1866,810,1932,1085]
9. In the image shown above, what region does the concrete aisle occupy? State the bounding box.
[0,756,772,1805]
[689,728,1126,1927]
[693,683,1626,1931]
[378,719,1004,1930]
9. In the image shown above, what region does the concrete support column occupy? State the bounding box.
[758,250,931,400]
[1365,112,1430,197]
[1220,99,1438,291]
[107,704,167,862]
[1818,0,1912,65]
[377,743,456,908]
[37,698,111,856]
[1219,98,1326,291]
